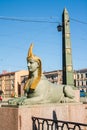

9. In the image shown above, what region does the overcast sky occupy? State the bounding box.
[0,0,87,73]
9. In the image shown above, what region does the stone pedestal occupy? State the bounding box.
[74,89,80,102]
[0,103,87,130]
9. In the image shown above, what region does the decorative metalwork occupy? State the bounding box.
[32,116,87,130]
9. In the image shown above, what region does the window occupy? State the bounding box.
[86,81,87,85]
[77,74,79,79]
[81,74,83,78]
[82,81,83,86]
[85,73,87,78]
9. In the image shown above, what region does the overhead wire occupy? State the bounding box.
[0,16,58,24]
[0,16,87,25]
[70,17,87,25]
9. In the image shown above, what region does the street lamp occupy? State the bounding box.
[57,24,62,32]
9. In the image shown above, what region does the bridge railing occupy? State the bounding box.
[32,116,87,130]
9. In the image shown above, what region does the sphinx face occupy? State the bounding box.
[27,59,39,72]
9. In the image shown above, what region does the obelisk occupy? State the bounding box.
[62,8,74,86]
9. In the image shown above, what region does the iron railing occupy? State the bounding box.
[32,116,87,130]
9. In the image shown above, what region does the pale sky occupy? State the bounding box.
[0,0,87,73]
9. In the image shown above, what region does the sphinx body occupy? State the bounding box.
[8,44,77,105]
[19,75,76,105]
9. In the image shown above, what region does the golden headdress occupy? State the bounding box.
[27,43,41,64]
[24,43,42,90]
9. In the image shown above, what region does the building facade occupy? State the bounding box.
[0,70,28,97]
[0,68,87,98]
[74,68,87,91]
[43,70,62,85]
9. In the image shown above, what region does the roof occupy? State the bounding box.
[76,68,87,73]
[0,71,16,76]
[43,70,62,75]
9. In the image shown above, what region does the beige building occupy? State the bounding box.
[0,70,28,98]
[43,70,62,85]
[0,68,87,98]
[74,68,87,91]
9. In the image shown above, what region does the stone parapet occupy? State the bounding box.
[0,103,87,130]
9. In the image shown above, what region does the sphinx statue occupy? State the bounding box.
[8,44,77,105]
